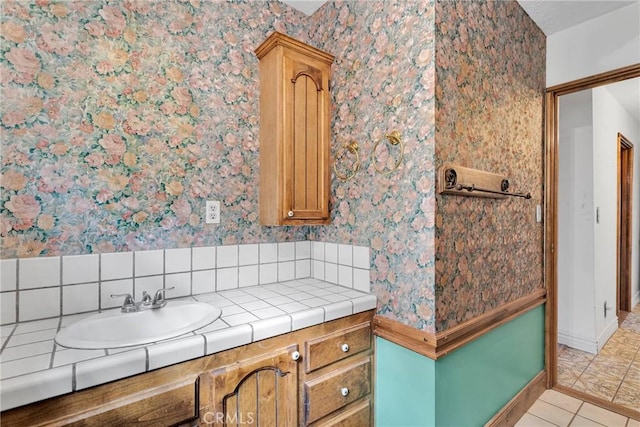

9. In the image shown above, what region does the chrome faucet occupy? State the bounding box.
[111,287,175,313]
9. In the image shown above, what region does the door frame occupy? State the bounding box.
[617,132,634,320]
[544,63,640,416]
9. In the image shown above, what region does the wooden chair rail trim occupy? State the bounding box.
[373,288,547,360]
[484,371,546,427]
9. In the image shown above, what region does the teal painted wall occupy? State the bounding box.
[375,305,545,427]
[376,337,436,427]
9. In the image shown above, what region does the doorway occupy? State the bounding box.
[618,132,634,324]
[545,64,640,419]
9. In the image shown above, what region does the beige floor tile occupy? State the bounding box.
[572,377,619,401]
[569,415,607,426]
[539,388,583,413]
[515,413,557,427]
[627,418,640,427]
[577,403,628,427]
[613,379,640,408]
[528,400,575,427]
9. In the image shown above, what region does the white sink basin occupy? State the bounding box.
[55,301,222,349]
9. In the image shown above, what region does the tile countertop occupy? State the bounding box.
[0,278,376,411]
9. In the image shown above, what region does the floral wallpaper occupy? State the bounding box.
[310,0,545,332]
[433,0,546,330]
[1,0,545,334]
[309,0,438,332]
[0,0,309,258]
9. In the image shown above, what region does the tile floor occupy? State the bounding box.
[557,304,640,411]
[515,389,640,427]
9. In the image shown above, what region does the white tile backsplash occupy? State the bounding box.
[239,244,258,266]
[165,248,191,274]
[278,242,295,261]
[192,246,215,270]
[101,252,133,281]
[135,250,163,277]
[62,254,98,285]
[134,275,163,301]
[238,265,259,288]
[312,260,324,280]
[278,261,295,282]
[100,279,133,309]
[1,292,16,324]
[1,241,370,324]
[216,267,238,291]
[192,270,215,295]
[296,241,311,259]
[63,283,99,315]
[295,259,311,279]
[217,245,238,268]
[338,244,353,266]
[338,265,353,288]
[19,257,60,289]
[166,272,190,298]
[353,246,370,269]
[312,241,325,261]
[259,243,278,264]
[19,288,60,321]
[325,243,338,264]
[325,263,338,284]
[1,259,17,291]
[259,263,278,284]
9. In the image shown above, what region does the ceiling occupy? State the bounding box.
[281,0,639,119]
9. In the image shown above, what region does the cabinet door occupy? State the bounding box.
[204,345,299,427]
[283,55,330,222]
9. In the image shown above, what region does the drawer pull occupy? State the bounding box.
[341,387,349,397]
[288,210,294,217]
[291,351,301,361]
[341,343,350,352]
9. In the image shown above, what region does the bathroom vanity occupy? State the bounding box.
[0,279,375,426]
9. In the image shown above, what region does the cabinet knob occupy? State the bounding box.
[341,343,350,352]
[291,351,301,361]
[341,387,349,397]
[287,211,294,217]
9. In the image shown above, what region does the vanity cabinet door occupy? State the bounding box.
[255,31,334,226]
[201,345,300,426]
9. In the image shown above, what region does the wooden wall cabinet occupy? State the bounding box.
[1,311,374,426]
[255,32,334,225]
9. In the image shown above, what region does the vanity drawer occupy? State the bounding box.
[312,399,371,427]
[68,379,198,426]
[303,357,371,425]
[305,322,371,373]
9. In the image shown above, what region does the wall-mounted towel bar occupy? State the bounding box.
[437,164,531,200]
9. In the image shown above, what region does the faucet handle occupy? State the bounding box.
[152,287,175,308]
[141,291,152,306]
[111,293,136,312]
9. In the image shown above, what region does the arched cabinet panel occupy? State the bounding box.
[255,32,334,226]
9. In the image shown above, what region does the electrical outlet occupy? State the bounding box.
[205,200,220,224]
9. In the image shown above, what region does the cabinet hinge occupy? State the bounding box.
[328,79,332,91]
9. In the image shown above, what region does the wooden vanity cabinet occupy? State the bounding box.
[254,32,334,226]
[1,311,374,426]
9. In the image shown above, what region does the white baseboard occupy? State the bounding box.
[596,318,618,352]
[558,331,597,354]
